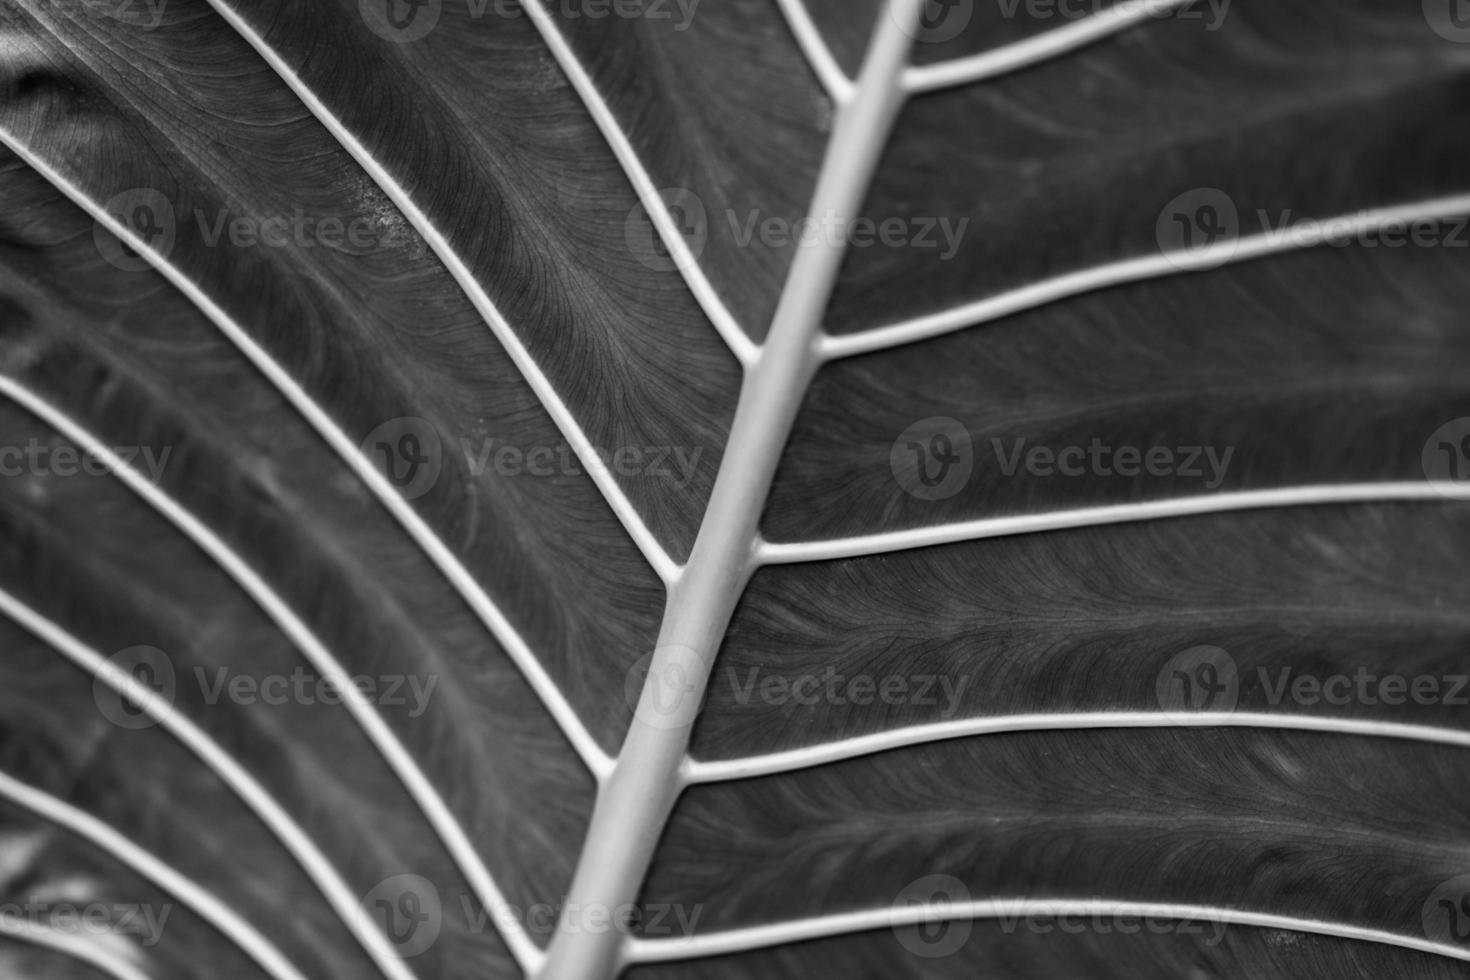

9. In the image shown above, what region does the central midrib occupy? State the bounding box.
[536,2,930,977]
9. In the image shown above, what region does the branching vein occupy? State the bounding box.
[0,379,544,971]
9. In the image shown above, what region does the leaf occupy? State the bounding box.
[0,1,1468,979]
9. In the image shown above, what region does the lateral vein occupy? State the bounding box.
[0,380,543,971]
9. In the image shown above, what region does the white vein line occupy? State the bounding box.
[0,915,154,980]
[774,0,855,103]
[0,770,312,980]
[0,129,612,782]
[758,483,1470,564]
[903,0,1194,93]
[684,711,1470,783]
[820,193,1470,359]
[0,588,420,980]
[536,3,929,977]
[0,381,542,972]
[519,0,759,368]
[626,899,1470,964]
[197,2,680,585]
